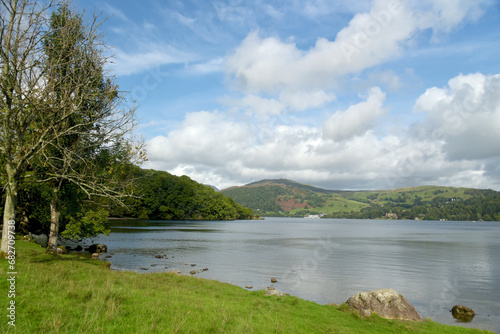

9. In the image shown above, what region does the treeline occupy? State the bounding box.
[2,167,254,238]
[110,168,254,221]
[326,190,500,221]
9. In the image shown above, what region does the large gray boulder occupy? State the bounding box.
[345,288,422,321]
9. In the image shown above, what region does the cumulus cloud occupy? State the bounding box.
[412,73,500,161]
[146,71,500,191]
[323,87,386,142]
[143,1,500,191]
[147,111,253,169]
[225,0,491,117]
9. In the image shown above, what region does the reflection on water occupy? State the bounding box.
[93,218,500,333]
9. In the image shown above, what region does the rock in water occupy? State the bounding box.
[451,305,475,322]
[345,288,422,321]
[89,244,107,253]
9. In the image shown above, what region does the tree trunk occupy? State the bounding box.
[47,189,61,253]
[1,179,18,254]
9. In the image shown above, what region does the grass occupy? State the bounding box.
[0,239,494,333]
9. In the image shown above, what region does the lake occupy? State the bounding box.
[93,217,500,333]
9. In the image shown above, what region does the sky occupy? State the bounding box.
[80,0,500,191]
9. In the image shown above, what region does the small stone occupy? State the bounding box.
[168,270,177,274]
[151,264,157,267]
[190,270,196,275]
[267,287,275,290]
[198,269,203,273]
[75,246,83,251]
[140,267,148,270]
[91,253,99,259]
[105,255,112,258]
[155,255,163,258]
[271,277,278,283]
[191,264,196,267]
[203,268,209,271]
[245,285,253,289]
[177,271,181,274]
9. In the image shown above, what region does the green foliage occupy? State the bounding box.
[110,167,254,220]
[61,209,110,240]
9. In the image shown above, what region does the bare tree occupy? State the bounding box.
[1,0,57,253]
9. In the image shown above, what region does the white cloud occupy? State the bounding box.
[111,46,195,76]
[138,1,500,191]
[415,0,492,41]
[174,12,196,27]
[323,87,387,142]
[186,57,225,75]
[412,73,500,161]
[146,71,500,191]
[225,0,490,116]
[147,111,253,169]
[103,4,131,23]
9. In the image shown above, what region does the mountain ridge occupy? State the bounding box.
[221,179,500,221]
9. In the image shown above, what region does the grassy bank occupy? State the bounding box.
[0,240,494,333]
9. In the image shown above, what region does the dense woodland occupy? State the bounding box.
[110,168,254,221]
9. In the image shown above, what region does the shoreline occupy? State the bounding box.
[4,239,495,333]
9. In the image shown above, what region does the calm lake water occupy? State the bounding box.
[93,218,500,333]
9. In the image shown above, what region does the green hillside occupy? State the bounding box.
[221,180,500,221]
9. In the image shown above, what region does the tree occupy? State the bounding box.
[1,0,58,253]
[39,3,142,252]
[0,0,141,253]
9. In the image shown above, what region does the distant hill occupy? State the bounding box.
[221,179,500,221]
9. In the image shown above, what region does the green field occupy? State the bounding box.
[0,240,494,333]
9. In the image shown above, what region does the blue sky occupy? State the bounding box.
[81,0,500,190]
